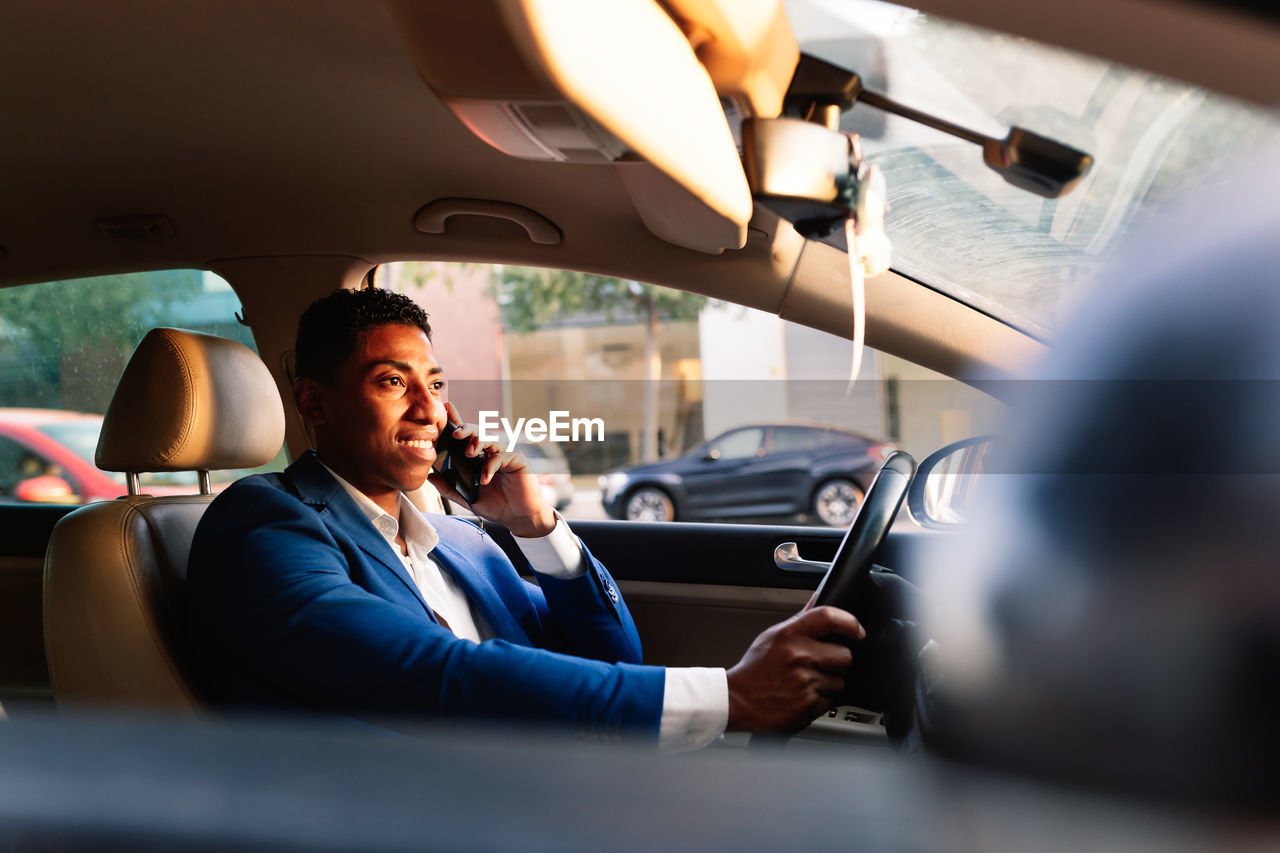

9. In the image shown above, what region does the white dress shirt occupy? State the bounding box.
[320,463,728,752]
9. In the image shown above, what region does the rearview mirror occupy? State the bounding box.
[701,449,721,462]
[906,435,999,529]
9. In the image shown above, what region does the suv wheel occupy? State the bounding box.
[624,487,675,522]
[813,478,865,527]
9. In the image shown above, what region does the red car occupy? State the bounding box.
[0,409,225,504]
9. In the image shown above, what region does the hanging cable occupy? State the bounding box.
[845,214,866,394]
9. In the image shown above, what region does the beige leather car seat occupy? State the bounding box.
[43,328,285,710]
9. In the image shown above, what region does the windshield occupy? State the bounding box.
[787,0,1280,335]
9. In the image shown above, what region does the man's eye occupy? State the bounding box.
[431,380,447,392]
[381,376,405,388]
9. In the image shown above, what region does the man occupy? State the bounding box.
[186,288,863,750]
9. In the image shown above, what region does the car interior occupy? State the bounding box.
[1,0,1279,845]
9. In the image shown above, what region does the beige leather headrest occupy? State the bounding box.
[96,328,285,472]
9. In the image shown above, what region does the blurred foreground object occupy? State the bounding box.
[0,712,1264,851]
[924,145,1280,813]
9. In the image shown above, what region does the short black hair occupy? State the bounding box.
[294,287,432,383]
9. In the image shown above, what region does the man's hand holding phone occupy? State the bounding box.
[427,402,557,538]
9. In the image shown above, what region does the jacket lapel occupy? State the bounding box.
[285,452,433,617]
[430,533,531,645]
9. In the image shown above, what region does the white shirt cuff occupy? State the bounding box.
[658,667,729,753]
[511,513,585,579]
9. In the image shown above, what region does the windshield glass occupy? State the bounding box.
[786,0,1280,335]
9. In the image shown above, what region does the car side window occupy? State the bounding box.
[709,428,765,460]
[770,427,823,453]
[382,261,1004,526]
[0,270,286,505]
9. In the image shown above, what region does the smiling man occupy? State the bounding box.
[185,287,863,749]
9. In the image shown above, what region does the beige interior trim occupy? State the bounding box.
[613,162,746,256]
[212,201,1039,405]
[779,238,1047,385]
[619,579,809,667]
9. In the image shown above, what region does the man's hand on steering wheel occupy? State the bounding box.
[726,606,865,734]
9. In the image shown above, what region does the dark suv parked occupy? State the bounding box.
[600,423,894,525]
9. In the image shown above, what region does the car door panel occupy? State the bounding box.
[617,580,809,667]
[490,520,934,668]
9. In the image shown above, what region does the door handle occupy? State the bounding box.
[773,541,831,575]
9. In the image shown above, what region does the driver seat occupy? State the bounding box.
[43,328,285,710]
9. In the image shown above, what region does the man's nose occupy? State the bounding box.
[409,382,446,425]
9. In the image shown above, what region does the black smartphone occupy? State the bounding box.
[435,418,482,504]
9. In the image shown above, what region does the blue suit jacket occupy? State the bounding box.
[185,451,665,739]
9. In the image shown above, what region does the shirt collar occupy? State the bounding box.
[318,459,440,554]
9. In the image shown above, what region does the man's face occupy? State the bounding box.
[297,322,448,506]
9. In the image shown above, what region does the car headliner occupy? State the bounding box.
[1,0,1276,424]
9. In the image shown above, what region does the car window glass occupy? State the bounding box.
[383,261,1005,526]
[0,270,287,505]
[710,428,764,460]
[771,427,826,453]
[788,0,1280,335]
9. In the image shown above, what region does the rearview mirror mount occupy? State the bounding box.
[767,54,1093,203]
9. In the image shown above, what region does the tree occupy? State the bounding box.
[495,267,707,462]
[0,271,203,412]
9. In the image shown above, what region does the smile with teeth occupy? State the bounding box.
[399,439,434,449]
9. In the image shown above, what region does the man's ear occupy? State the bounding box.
[292,376,328,426]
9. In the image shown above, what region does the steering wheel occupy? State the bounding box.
[810,450,916,617]
[751,452,917,752]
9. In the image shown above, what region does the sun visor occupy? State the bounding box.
[383,0,758,255]
[658,0,799,119]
